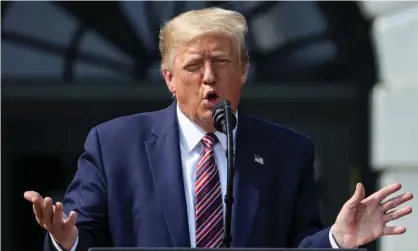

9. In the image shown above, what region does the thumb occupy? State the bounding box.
[346,183,365,208]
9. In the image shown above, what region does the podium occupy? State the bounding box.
[89,248,366,251]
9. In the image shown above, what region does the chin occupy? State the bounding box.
[198,109,213,121]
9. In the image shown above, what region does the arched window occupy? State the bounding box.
[1,1,375,85]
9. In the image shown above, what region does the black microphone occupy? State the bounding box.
[212,100,237,133]
[212,100,236,248]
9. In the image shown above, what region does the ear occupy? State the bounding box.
[161,68,176,94]
[240,62,249,86]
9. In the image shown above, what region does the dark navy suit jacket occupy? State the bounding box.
[44,101,332,250]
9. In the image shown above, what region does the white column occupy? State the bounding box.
[360,1,418,251]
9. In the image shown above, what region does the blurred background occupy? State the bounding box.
[1,1,417,251]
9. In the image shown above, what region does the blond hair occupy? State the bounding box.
[159,7,249,71]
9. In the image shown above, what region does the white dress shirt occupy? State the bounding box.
[52,104,339,250]
[176,104,237,247]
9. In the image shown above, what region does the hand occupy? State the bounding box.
[332,183,413,248]
[24,191,79,250]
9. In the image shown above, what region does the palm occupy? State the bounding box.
[24,191,78,249]
[336,199,385,246]
[332,183,413,248]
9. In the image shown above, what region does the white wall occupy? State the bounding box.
[360,1,418,251]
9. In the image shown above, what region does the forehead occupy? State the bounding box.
[176,35,237,60]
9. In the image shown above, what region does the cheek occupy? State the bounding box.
[220,71,242,90]
[176,75,203,99]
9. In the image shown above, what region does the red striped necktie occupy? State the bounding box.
[195,133,224,248]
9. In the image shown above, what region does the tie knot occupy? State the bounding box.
[202,133,218,149]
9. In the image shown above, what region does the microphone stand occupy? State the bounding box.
[222,102,234,248]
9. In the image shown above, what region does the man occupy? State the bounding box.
[24,7,413,251]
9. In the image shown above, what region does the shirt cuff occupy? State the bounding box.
[329,225,340,248]
[329,225,359,249]
[50,233,79,251]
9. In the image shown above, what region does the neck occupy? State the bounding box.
[198,121,216,133]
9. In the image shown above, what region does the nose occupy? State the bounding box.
[202,61,216,85]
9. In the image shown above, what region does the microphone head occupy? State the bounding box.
[212,100,237,134]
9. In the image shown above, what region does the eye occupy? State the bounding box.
[184,64,201,72]
[214,59,229,63]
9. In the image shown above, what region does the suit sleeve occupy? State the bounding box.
[44,128,111,251]
[287,139,333,248]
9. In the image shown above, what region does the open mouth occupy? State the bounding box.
[204,91,220,107]
[206,91,218,101]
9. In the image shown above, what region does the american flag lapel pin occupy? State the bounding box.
[254,154,264,165]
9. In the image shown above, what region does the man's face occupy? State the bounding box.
[162,34,248,131]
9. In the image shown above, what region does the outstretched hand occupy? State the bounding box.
[24,191,79,250]
[332,183,413,248]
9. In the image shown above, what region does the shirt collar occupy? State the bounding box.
[177,103,238,153]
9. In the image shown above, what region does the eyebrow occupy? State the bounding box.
[210,51,229,58]
[183,51,230,63]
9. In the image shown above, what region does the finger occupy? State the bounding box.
[375,183,402,201]
[43,197,54,230]
[24,191,42,202]
[32,196,45,219]
[347,183,365,208]
[33,205,45,226]
[383,226,406,235]
[64,211,77,228]
[382,192,414,211]
[384,206,413,222]
[53,202,64,227]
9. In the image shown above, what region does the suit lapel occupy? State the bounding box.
[232,114,267,247]
[144,103,265,247]
[145,102,190,247]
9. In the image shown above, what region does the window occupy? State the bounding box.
[1,1,373,84]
